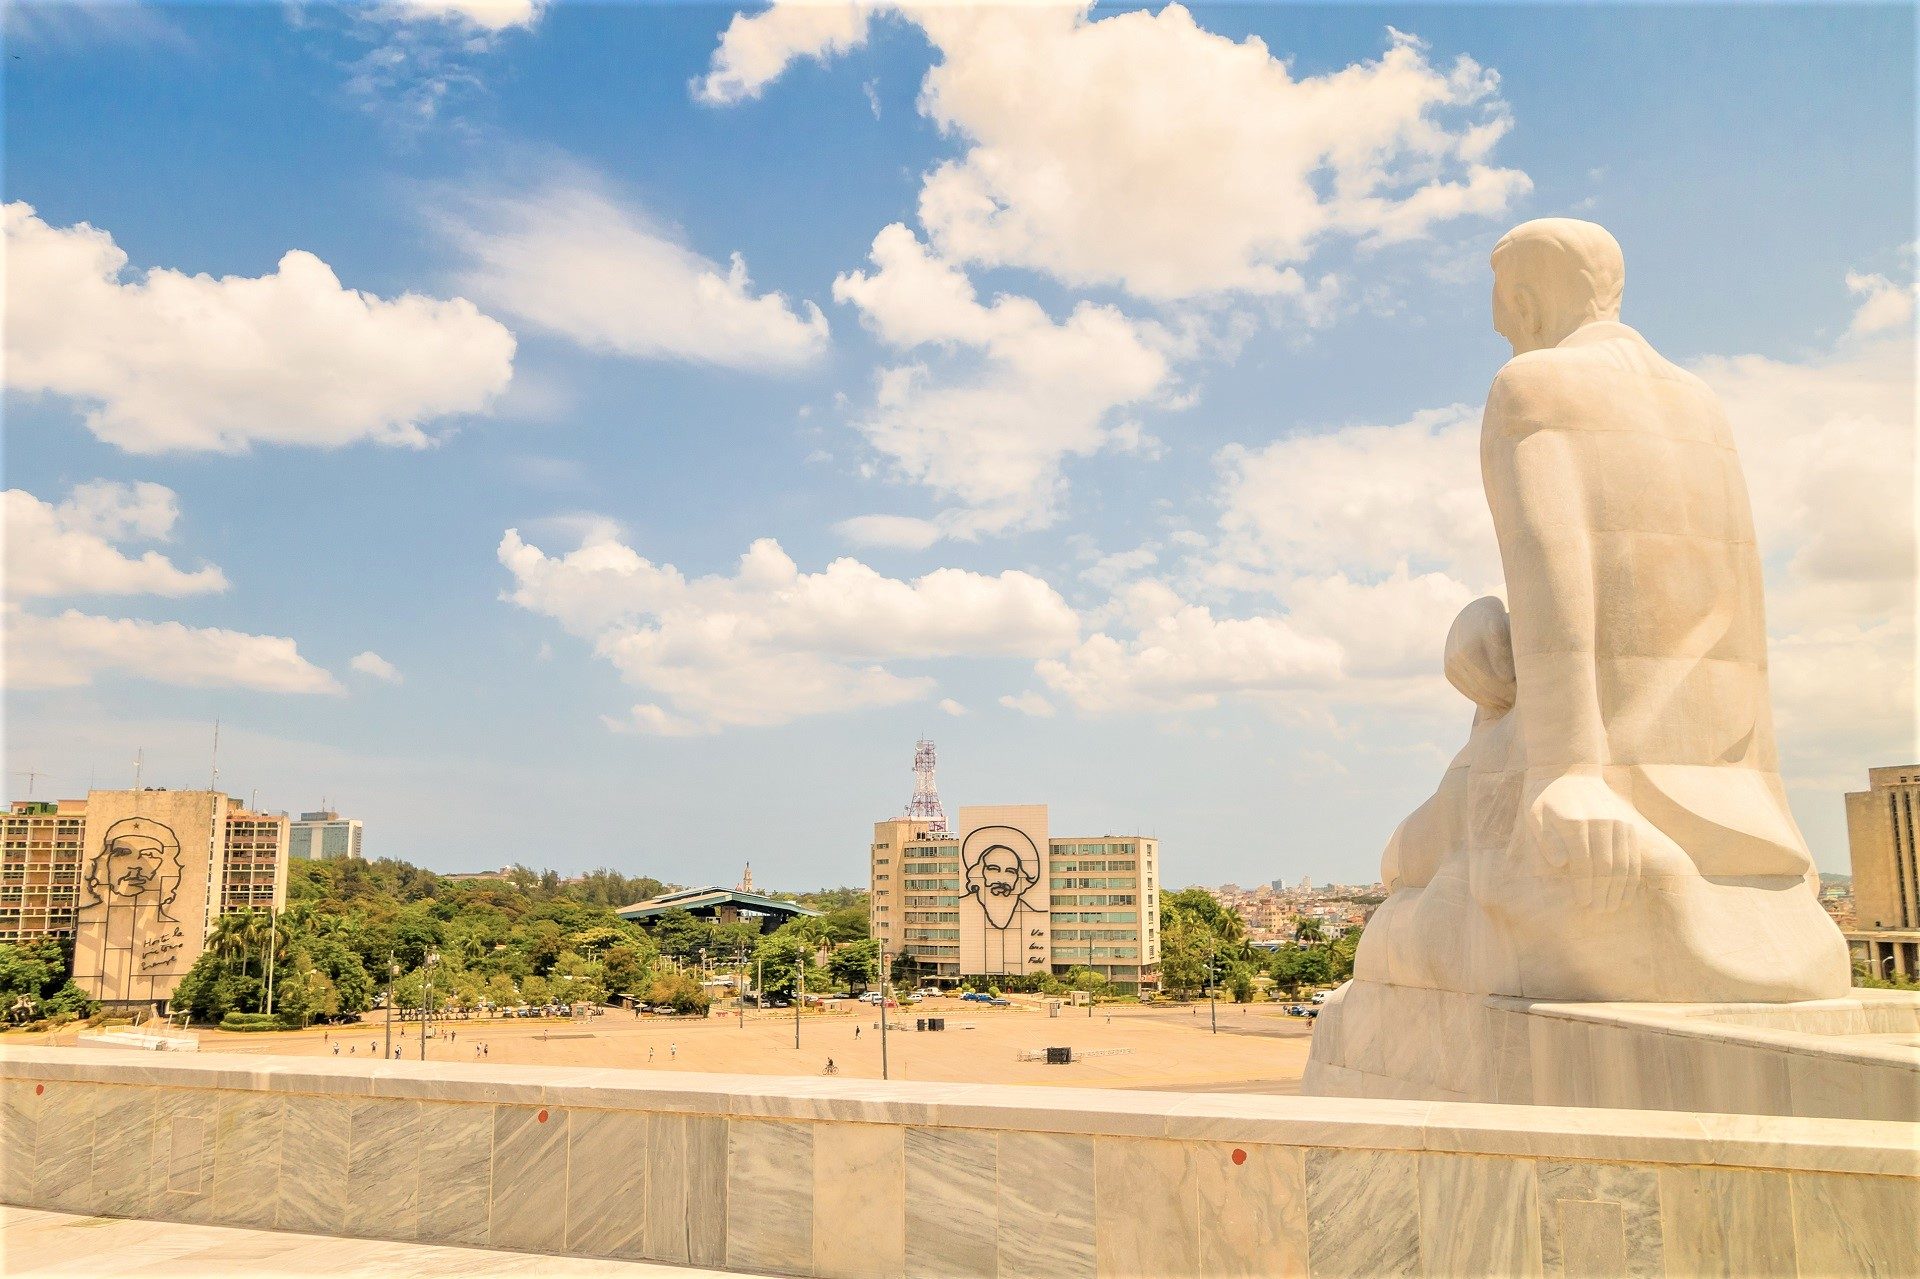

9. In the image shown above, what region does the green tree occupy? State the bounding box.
[486,973,521,1008]
[827,938,880,993]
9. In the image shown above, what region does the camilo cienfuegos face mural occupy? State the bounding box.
[961,822,1048,976]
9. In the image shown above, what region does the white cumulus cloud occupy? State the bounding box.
[4,482,227,599]
[833,224,1176,538]
[498,525,1078,733]
[938,697,967,716]
[700,4,1528,299]
[999,691,1055,718]
[447,180,829,370]
[696,0,871,104]
[350,651,405,684]
[384,0,543,31]
[3,202,515,454]
[5,609,341,695]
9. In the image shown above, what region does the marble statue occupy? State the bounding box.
[1352,217,1849,1004]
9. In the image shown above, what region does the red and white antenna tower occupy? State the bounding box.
[904,738,948,835]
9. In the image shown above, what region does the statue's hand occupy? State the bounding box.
[1525,774,1648,913]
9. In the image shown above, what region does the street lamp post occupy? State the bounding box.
[384,956,397,1059]
[736,950,747,1029]
[878,948,889,1081]
[420,948,438,1061]
[1208,939,1219,1035]
[795,956,804,1050]
[1087,934,1095,1019]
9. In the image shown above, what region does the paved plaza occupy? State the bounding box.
[16,997,1314,1092]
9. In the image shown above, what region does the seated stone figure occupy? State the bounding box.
[1356,217,1847,1004]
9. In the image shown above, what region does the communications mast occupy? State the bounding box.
[904,738,949,836]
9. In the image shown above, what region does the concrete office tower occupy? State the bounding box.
[871,803,1162,992]
[0,799,89,945]
[1846,765,1920,978]
[290,810,363,861]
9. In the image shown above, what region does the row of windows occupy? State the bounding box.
[905,911,959,923]
[1051,894,1137,907]
[1049,877,1136,890]
[905,929,960,941]
[1050,861,1136,874]
[904,879,958,891]
[905,895,958,907]
[1049,911,1139,924]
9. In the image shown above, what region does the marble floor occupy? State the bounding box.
[0,1207,764,1277]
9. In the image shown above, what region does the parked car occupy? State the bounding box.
[959,992,989,1002]
[985,997,1012,1007]
[1310,991,1330,1004]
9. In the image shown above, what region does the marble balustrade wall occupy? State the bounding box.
[0,1046,1914,1278]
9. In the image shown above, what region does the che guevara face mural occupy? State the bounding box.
[961,826,1041,930]
[84,816,184,923]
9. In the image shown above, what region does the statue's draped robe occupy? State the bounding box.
[1358,321,1848,1002]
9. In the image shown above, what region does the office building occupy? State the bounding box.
[871,803,1161,993]
[290,810,363,861]
[2,789,289,1006]
[1845,764,1920,979]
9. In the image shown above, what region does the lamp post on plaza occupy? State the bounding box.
[1088,934,1096,1019]
[383,956,398,1059]
[735,950,748,1029]
[795,957,804,1051]
[1208,938,1219,1035]
[878,947,889,1081]
[419,948,438,1061]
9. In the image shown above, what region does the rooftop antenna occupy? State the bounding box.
[904,738,949,836]
[208,719,220,795]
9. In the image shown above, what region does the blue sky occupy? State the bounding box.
[5,1,1914,889]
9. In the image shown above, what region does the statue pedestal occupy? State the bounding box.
[1304,979,1920,1123]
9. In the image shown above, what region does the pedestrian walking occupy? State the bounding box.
[332,1043,340,1056]
[854,1026,861,1040]
[670,1043,677,1059]
[648,1046,655,1062]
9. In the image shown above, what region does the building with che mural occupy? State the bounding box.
[2,789,289,1008]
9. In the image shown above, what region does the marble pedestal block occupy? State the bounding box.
[1304,980,1920,1122]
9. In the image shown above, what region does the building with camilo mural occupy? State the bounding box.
[871,804,1161,993]
[3,789,289,1007]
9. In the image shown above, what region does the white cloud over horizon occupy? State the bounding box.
[5,482,228,599]
[3,202,516,454]
[385,0,544,32]
[832,223,1176,540]
[498,525,1079,733]
[700,4,1529,300]
[447,180,830,371]
[350,651,405,684]
[5,608,342,695]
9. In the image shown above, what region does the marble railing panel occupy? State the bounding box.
[209,1091,280,1230]
[88,1084,156,1222]
[1415,1152,1542,1277]
[640,1112,690,1265]
[686,1113,729,1269]
[1093,1136,1201,1278]
[1789,1171,1917,1279]
[29,1079,94,1216]
[146,1088,217,1226]
[904,1126,997,1278]
[0,1079,37,1205]
[562,1107,647,1260]
[415,1099,492,1247]
[726,1118,812,1277]
[1658,1165,1798,1277]
[994,1131,1095,1279]
[811,1121,905,1279]
[273,1092,346,1234]
[487,1103,568,1255]
[344,1097,422,1241]
[1535,1159,1661,1278]
[1303,1147,1421,1279]
[1196,1139,1308,1278]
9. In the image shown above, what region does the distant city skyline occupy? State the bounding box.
[5,3,1913,888]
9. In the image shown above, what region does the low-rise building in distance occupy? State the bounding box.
[1844,764,1920,980]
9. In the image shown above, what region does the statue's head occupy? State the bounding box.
[1444,596,1516,716]
[1491,218,1624,355]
